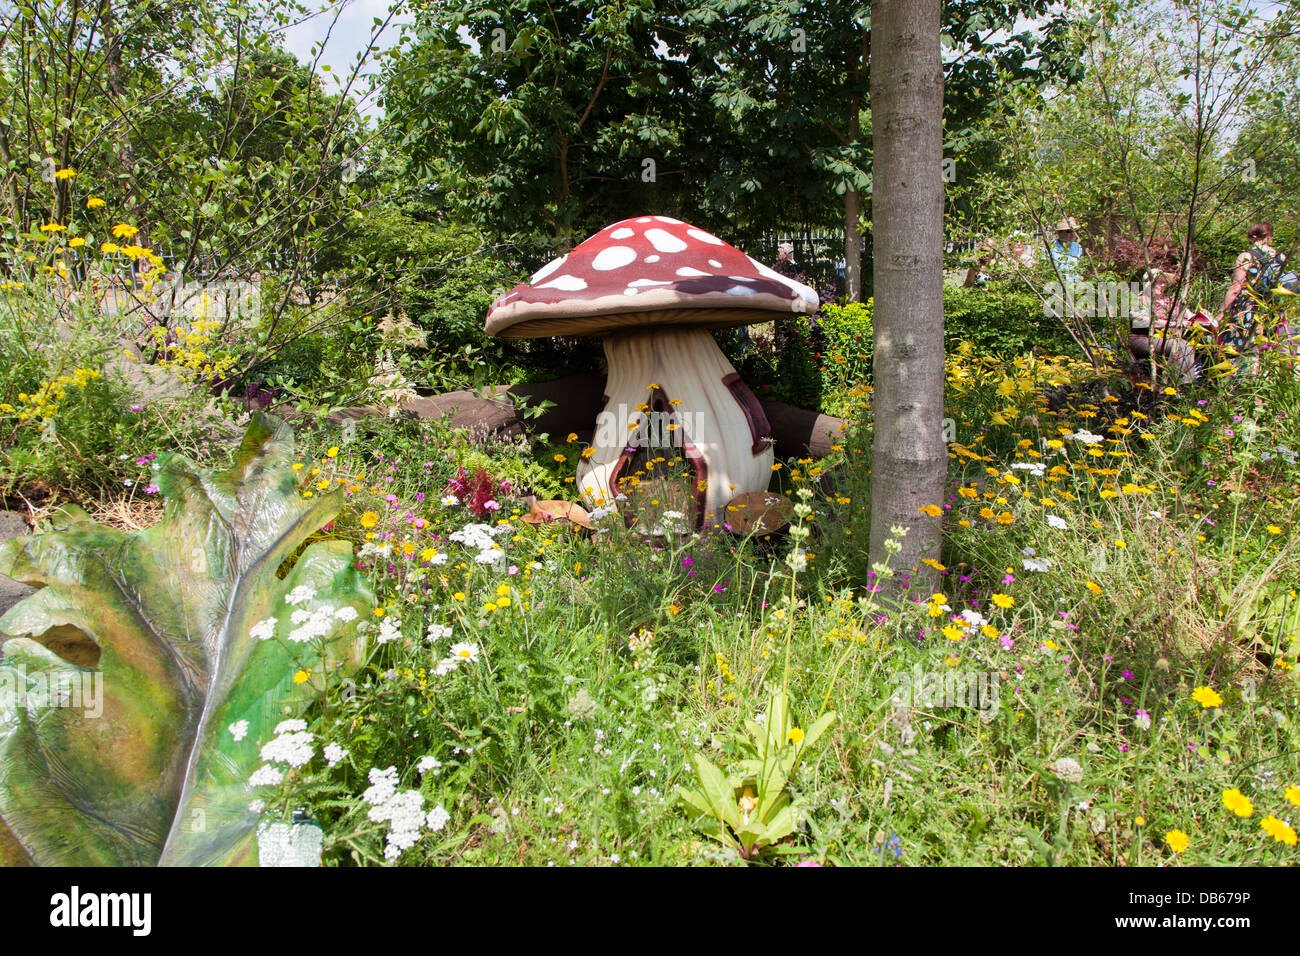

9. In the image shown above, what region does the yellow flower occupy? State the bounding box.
[1192,686,1223,709]
[1165,829,1189,853]
[930,592,947,604]
[1084,581,1102,595]
[921,558,946,571]
[566,432,578,442]
[1286,785,1300,807]
[68,237,85,248]
[496,584,511,597]
[990,593,1014,609]
[553,453,568,462]
[1267,525,1282,535]
[292,669,310,685]
[420,547,436,562]
[787,727,805,745]
[1221,788,1253,817]
[981,624,999,639]
[919,504,942,517]
[54,168,76,180]
[101,242,119,253]
[326,446,339,458]
[111,223,139,239]
[996,512,1014,525]
[86,196,106,209]
[373,607,385,618]
[360,511,379,528]
[1261,815,1298,846]
[453,592,465,601]
[942,624,965,641]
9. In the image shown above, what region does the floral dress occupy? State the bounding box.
[1221,244,1287,356]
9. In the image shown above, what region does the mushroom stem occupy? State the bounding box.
[576,326,775,528]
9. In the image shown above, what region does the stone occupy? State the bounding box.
[0,512,35,652]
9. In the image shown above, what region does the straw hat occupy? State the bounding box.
[1055,218,1081,233]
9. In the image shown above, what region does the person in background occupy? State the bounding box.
[1129,270,1199,384]
[1217,221,1288,366]
[773,241,799,279]
[1050,218,1083,282]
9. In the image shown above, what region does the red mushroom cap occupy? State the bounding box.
[485,216,820,338]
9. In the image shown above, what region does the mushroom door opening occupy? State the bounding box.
[483,215,819,530]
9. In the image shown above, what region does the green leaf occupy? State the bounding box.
[691,753,741,831]
[0,414,373,866]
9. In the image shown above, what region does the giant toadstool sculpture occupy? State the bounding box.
[485,216,818,529]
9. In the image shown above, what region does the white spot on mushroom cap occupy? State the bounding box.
[746,256,818,305]
[628,278,672,286]
[636,217,652,223]
[644,228,688,253]
[675,266,709,277]
[708,259,722,268]
[592,245,638,270]
[537,274,588,291]
[725,285,757,296]
[645,255,660,263]
[531,255,568,284]
[686,228,726,246]
[609,227,635,239]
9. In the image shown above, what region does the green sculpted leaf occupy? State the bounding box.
[0,413,373,866]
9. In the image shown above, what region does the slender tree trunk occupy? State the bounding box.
[845,187,862,301]
[868,0,947,585]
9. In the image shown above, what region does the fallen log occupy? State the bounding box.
[393,373,848,459]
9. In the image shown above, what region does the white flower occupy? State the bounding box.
[290,608,313,625]
[1046,514,1067,530]
[1011,462,1046,477]
[441,495,460,506]
[426,623,453,642]
[362,766,400,806]
[957,609,988,628]
[284,585,316,607]
[448,642,479,663]
[247,799,266,814]
[249,764,285,787]
[375,616,402,645]
[323,742,348,767]
[1068,430,1103,444]
[426,805,450,832]
[1023,557,1052,573]
[260,730,315,768]
[274,719,308,734]
[417,755,442,775]
[429,552,449,565]
[288,608,334,643]
[228,720,249,742]
[249,618,276,642]
[334,605,359,622]
[589,506,615,521]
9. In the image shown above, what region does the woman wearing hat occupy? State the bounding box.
[1050,218,1083,282]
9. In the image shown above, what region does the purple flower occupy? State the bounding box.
[144,483,160,495]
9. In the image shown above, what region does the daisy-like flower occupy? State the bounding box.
[1192,686,1223,709]
[990,593,1015,609]
[1165,829,1190,853]
[1261,815,1297,846]
[111,223,139,239]
[448,641,480,662]
[1222,788,1254,817]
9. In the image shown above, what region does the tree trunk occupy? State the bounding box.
[868,0,948,586]
[845,187,862,301]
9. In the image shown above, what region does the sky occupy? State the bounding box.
[280,0,411,118]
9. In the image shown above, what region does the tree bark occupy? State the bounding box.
[845,187,862,301]
[868,0,948,585]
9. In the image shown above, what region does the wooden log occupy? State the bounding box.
[394,373,848,460]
